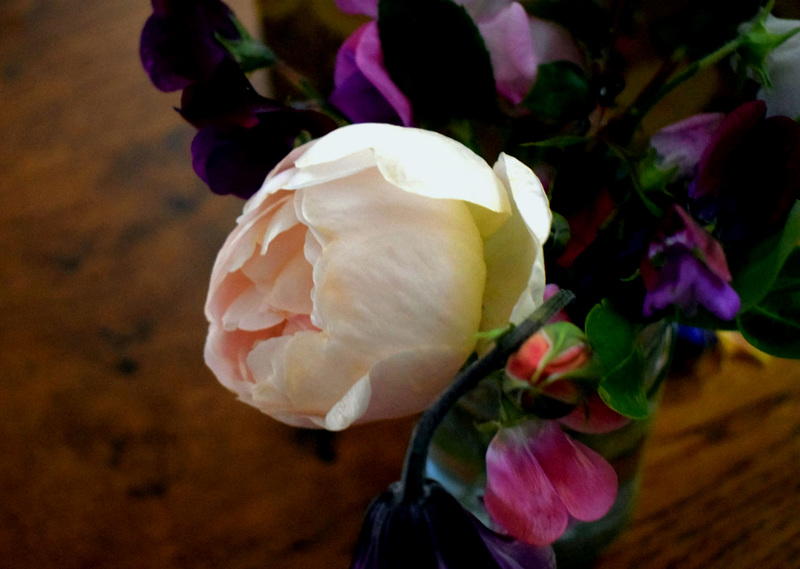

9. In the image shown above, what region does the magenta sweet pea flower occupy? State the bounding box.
[140,0,240,92]
[330,1,582,121]
[478,3,582,105]
[484,420,618,546]
[329,22,414,125]
[641,205,740,320]
[649,113,724,179]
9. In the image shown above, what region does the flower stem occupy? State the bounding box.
[626,36,744,128]
[399,289,575,503]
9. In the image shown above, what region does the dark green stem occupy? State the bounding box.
[399,289,575,503]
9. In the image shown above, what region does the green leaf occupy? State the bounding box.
[585,300,649,418]
[378,0,497,122]
[598,350,648,419]
[737,248,800,358]
[732,200,800,311]
[216,34,278,73]
[522,61,591,122]
[524,135,588,148]
[585,300,637,365]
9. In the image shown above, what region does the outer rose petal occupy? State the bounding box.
[290,124,511,225]
[487,153,551,328]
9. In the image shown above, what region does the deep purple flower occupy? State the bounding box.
[174,59,337,198]
[689,100,800,243]
[191,108,336,199]
[140,0,241,92]
[350,480,555,569]
[641,205,740,320]
[178,59,276,128]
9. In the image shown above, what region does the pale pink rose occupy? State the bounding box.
[204,123,551,430]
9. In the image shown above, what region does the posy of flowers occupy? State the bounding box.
[141,0,800,567]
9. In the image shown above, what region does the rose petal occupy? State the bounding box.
[291,124,511,220]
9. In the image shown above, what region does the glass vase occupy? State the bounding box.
[427,322,675,569]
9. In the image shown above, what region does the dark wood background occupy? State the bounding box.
[1,1,798,568]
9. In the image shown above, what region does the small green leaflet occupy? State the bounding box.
[585,300,648,418]
[738,248,800,358]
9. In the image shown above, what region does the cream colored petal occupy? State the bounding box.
[480,154,550,331]
[222,285,284,331]
[313,375,372,431]
[296,170,486,354]
[242,144,314,215]
[494,153,552,244]
[292,124,511,218]
[357,346,468,423]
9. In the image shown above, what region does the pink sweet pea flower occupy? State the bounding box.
[331,1,582,121]
[650,113,724,179]
[485,420,618,546]
[478,4,582,105]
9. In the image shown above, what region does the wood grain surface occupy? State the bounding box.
[0,1,798,568]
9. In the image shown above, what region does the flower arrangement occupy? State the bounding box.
[140,0,800,567]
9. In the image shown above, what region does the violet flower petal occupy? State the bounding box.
[335,0,378,18]
[140,0,240,92]
[330,22,413,125]
[179,58,282,129]
[642,248,741,320]
[330,24,406,124]
[191,110,336,199]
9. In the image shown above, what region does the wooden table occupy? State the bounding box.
[1,1,798,567]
